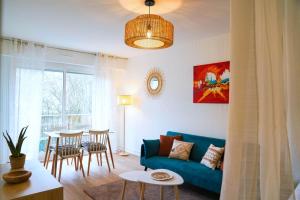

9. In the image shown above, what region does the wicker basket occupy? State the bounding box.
[9,154,26,169]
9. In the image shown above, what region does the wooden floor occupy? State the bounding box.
[46,154,143,200]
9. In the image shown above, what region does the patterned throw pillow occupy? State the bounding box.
[201,144,224,170]
[168,140,194,161]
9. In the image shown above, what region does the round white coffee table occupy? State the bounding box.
[119,169,184,200]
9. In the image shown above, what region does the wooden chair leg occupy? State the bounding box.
[80,154,83,170]
[74,157,78,171]
[46,150,52,169]
[109,152,115,169]
[44,136,51,166]
[87,153,91,176]
[104,151,111,172]
[77,155,80,170]
[79,155,85,177]
[51,154,54,175]
[96,153,100,166]
[107,135,115,169]
[51,154,56,175]
[100,153,103,166]
[80,149,84,169]
[58,158,63,182]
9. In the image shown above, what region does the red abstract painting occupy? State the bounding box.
[193,61,230,103]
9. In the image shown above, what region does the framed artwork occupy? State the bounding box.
[193,61,230,104]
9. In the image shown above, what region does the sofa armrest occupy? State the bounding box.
[141,144,146,158]
[142,139,160,158]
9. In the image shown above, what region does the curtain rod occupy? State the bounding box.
[1,37,128,60]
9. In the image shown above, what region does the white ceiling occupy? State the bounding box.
[2,0,229,58]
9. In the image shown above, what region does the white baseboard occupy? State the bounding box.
[125,148,140,156]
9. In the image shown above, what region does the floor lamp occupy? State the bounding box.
[117,95,132,156]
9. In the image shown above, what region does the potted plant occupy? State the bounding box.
[3,126,28,169]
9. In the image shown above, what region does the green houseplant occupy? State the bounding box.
[3,126,28,169]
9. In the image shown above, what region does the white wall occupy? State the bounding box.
[122,34,230,155]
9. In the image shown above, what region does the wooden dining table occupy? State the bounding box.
[43,130,116,177]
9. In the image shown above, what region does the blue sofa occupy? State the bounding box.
[140,131,225,193]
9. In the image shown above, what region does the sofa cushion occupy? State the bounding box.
[143,139,160,158]
[167,131,225,162]
[142,156,223,193]
[169,140,194,161]
[158,135,182,156]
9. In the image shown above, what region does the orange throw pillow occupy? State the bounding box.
[158,135,182,156]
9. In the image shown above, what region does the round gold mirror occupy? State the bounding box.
[146,68,163,96]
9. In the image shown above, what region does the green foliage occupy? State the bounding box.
[3,126,28,158]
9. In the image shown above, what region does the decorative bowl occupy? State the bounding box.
[150,171,173,181]
[2,170,32,184]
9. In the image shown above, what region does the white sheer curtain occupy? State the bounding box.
[0,39,46,163]
[92,53,127,152]
[0,41,17,164]
[15,68,43,160]
[221,0,299,199]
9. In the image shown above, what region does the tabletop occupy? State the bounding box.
[45,130,116,138]
[119,169,184,186]
[0,160,63,200]
[119,170,147,182]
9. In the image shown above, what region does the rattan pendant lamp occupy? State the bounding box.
[124,0,174,49]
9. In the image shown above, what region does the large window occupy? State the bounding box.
[39,70,93,151]
[66,72,93,130]
[41,71,63,134]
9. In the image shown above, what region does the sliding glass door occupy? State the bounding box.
[40,70,93,153]
[65,72,93,130]
[41,71,63,135]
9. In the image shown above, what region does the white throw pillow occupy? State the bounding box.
[201,144,224,169]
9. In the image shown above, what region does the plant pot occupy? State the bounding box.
[9,154,26,169]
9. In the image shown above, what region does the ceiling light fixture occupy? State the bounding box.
[124,0,174,49]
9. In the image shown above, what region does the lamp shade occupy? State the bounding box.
[125,14,174,49]
[117,95,133,106]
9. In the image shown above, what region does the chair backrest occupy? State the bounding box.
[88,129,109,152]
[59,131,83,157]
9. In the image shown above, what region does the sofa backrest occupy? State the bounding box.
[166,131,225,162]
